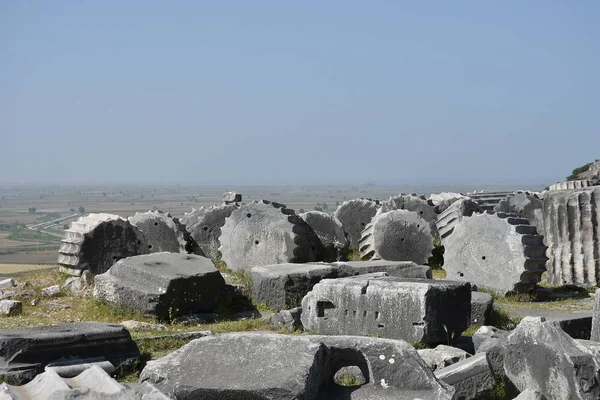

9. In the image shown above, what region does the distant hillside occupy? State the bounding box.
[567,159,600,181]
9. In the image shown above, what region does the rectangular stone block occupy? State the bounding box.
[251,260,431,311]
[301,275,471,343]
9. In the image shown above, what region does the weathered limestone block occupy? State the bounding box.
[473,326,510,375]
[94,253,225,319]
[129,210,203,255]
[504,316,600,400]
[333,198,380,249]
[543,186,600,287]
[436,197,481,241]
[470,291,493,326]
[443,211,547,294]
[140,332,455,399]
[418,345,471,371]
[434,353,495,400]
[381,193,438,233]
[301,275,471,343]
[359,209,434,264]
[219,200,322,271]
[0,366,169,400]
[549,180,596,191]
[428,192,464,207]
[251,260,431,311]
[494,191,544,235]
[465,191,515,211]
[591,289,600,342]
[186,204,238,262]
[0,322,140,384]
[222,191,242,204]
[58,213,148,276]
[299,211,349,262]
[0,300,22,316]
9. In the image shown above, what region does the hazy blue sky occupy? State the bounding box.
[1,1,599,186]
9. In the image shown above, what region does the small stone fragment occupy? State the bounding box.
[0,278,16,290]
[222,191,242,204]
[418,345,472,371]
[42,285,61,298]
[0,300,22,316]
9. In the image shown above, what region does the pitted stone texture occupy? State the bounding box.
[549,180,596,191]
[251,260,431,311]
[57,213,148,276]
[301,275,471,343]
[93,253,225,319]
[436,197,481,242]
[418,345,471,371]
[443,211,547,294]
[299,211,349,262]
[222,191,242,204]
[591,290,600,342]
[470,291,493,326]
[504,316,600,400]
[219,200,322,271]
[139,332,455,400]
[465,191,515,212]
[359,209,434,264]
[0,366,169,400]
[543,187,600,287]
[434,353,495,400]
[186,204,238,262]
[380,193,438,233]
[129,210,203,255]
[494,191,544,235]
[0,322,140,384]
[333,198,380,249]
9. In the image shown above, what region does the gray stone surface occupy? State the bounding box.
[0,300,22,316]
[333,198,380,249]
[264,307,303,331]
[591,289,600,342]
[494,191,544,235]
[0,278,16,289]
[299,211,349,262]
[465,191,515,212]
[0,322,140,384]
[61,270,93,294]
[434,353,495,400]
[504,316,600,400]
[219,200,322,271]
[139,332,455,399]
[186,204,238,262]
[222,191,242,203]
[436,197,481,241]
[418,345,471,371]
[0,365,169,400]
[301,275,471,343]
[443,211,547,294]
[58,213,148,276]
[380,193,439,233]
[359,209,434,264]
[251,260,431,311]
[470,291,493,326]
[129,210,203,255]
[543,186,600,287]
[473,326,509,375]
[42,285,60,297]
[549,180,596,191]
[94,252,225,319]
[513,389,545,400]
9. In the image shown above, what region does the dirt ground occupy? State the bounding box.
[0,250,58,265]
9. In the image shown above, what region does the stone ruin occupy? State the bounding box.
[128,210,203,255]
[219,200,323,271]
[333,198,380,248]
[185,203,238,262]
[359,209,434,264]
[58,213,148,276]
[543,185,600,287]
[299,210,349,262]
[381,193,439,233]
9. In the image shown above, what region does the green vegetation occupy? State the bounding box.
[409,341,431,350]
[427,237,444,268]
[566,162,593,181]
[347,248,362,261]
[489,374,508,399]
[5,229,60,243]
[431,267,446,280]
[335,373,363,387]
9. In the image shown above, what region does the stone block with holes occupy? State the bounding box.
[140,332,455,399]
[301,274,471,343]
[93,252,225,320]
